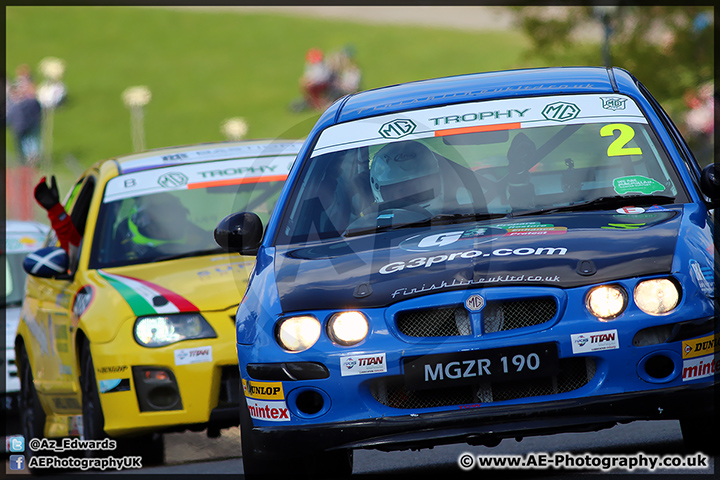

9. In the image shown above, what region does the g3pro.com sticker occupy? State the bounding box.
[380,247,568,275]
[399,223,566,252]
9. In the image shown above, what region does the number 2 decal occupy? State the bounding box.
[600,123,643,156]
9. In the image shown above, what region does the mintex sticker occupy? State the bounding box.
[682,354,718,382]
[174,346,212,365]
[682,334,720,359]
[246,399,290,422]
[612,175,664,195]
[571,329,619,354]
[242,379,284,400]
[340,353,387,376]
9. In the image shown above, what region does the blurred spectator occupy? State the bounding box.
[13,63,36,96]
[37,57,67,109]
[291,46,362,112]
[6,69,42,166]
[300,48,333,110]
[683,81,714,166]
[327,45,362,100]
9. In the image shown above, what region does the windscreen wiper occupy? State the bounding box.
[511,195,676,217]
[343,212,508,237]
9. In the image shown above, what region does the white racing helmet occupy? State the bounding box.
[370,140,442,211]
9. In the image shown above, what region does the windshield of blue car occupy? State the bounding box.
[89,156,292,269]
[275,93,688,245]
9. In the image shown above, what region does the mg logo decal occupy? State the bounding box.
[542,102,580,122]
[158,172,188,188]
[600,97,627,111]
[465,294,485,312]
[379,119,416,139]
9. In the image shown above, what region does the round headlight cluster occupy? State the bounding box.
[634,279,680,315]
[586,285,627,320]
[276,312,370,351]
[328,312,369,346]
[276,316,321,352]
[134,313,216,347]
[586,279,681,320]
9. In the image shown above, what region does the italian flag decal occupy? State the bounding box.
[98,270,198,316]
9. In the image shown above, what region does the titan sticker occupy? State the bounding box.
[242,379,284,400]
[571,329,619,354]
[174,346,213,365]
[340,353,387,376]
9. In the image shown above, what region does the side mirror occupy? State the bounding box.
[23,246,69,278]
[700,163,719,202]
[214,212,264,256]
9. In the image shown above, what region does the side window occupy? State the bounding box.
[66,176,96,273]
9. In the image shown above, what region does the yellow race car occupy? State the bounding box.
[15,140,301,467]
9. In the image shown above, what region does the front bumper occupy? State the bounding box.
[249,383,715,455]
[239,279,717,456]
[92,310,241,437]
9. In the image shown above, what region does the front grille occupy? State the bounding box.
[483,298,557,333]
[396,306,471,337]
[395,298,557,338]
[370,358,594,409]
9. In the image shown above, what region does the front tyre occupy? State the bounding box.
[80,341,165,466]
[79,341,107,450]
[680,417,716,454]
[239,395,352,478]
[18,343,65,475]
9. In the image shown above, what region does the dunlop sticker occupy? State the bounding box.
[242,379,284,400]
[682,333,720,359]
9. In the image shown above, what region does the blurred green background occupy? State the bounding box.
[6,7,531,176]
[5,6,713,220]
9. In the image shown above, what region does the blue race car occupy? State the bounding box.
[215,67,717,477]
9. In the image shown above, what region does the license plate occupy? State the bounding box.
[403,342,558,390]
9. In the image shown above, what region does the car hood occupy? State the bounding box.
[275,207,681,311]
[97,255,255,315]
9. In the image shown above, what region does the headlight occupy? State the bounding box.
[634,279,680,315]
[276,316,321,352]
[328,311,369,346]
[134,313,217,348]
[586,285,627,320]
